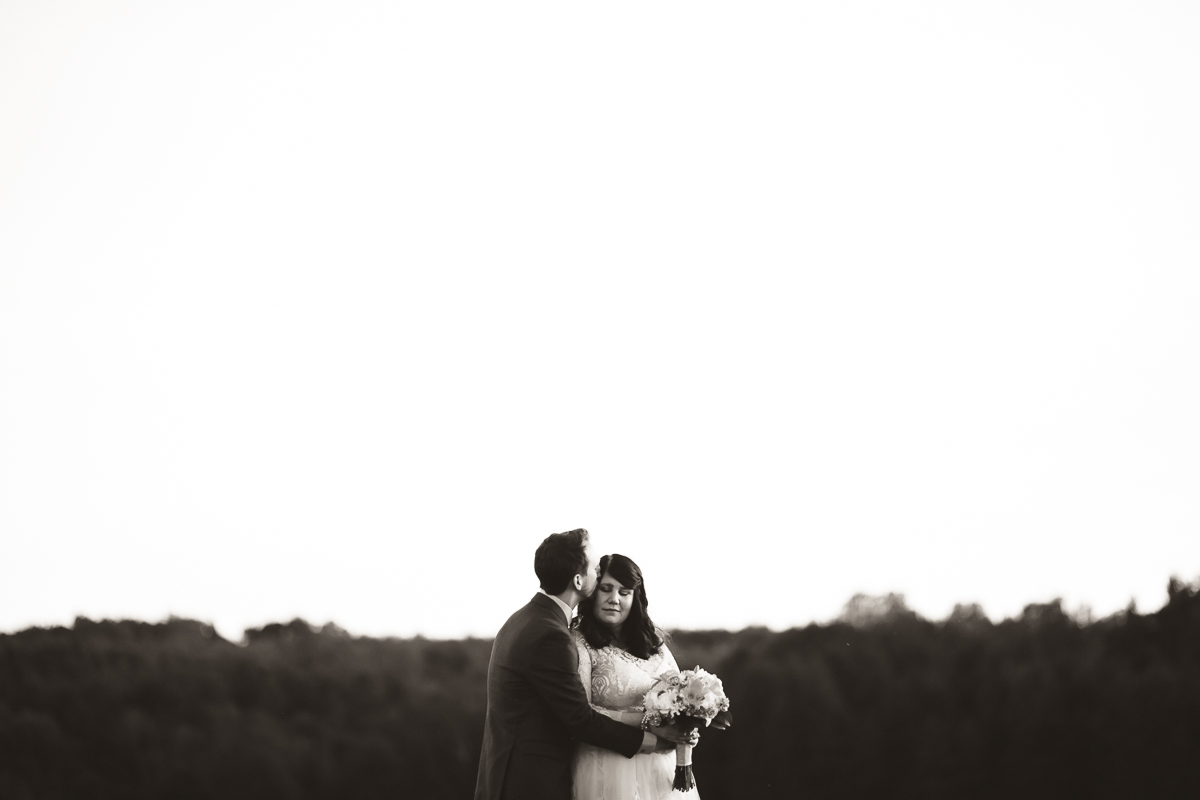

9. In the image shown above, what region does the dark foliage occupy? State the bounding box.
[2,578,1199,800]
[0,618,488,800]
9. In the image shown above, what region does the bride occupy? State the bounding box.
[571,554,699,800]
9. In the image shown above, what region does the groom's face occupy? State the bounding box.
[579,541,600,598]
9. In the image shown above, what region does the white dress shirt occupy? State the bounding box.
[539,590,575,627]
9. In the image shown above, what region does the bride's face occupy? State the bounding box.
[593,571,634,631]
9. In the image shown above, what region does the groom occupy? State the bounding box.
[474,528,689,800]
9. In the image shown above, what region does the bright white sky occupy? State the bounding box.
[2,1,1197,641]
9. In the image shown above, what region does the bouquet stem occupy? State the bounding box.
[673,742,695,791]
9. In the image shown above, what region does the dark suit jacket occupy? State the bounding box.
[474,593,644,800]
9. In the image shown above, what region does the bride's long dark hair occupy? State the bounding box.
[576,554,666,660]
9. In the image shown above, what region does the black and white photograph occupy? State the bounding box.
[1,2,1198,798]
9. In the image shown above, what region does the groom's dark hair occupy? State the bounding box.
[535,528,590,595]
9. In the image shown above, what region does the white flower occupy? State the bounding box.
[644,666,729,727]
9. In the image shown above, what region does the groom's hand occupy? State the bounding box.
[649,723,700,748]
[653,735,680,754]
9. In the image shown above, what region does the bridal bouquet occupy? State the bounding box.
[641,667,732,792]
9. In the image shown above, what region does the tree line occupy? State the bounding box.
[2,578,1198,800]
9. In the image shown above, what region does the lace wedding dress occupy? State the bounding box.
[571,630,698,800]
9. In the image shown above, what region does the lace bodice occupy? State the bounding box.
[572,630,680,715]
[570,631,696,799]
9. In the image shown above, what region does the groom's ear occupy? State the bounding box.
[573,573,583,591]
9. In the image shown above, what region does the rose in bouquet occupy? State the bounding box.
[641,667,732,792]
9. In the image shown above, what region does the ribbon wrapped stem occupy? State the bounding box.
[672,718,702,792]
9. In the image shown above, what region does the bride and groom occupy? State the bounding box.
[474,528,708,800]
